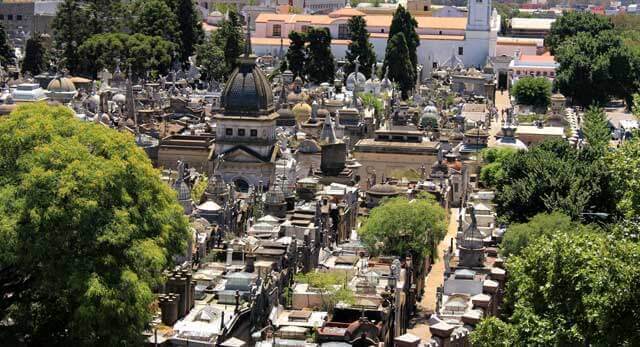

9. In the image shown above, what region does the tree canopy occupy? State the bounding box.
[174,0,204,65]
[345,16,376,79]
[0,103,190,345]
[492,140,616,223]
[545,11,613,55]
[500,211,575,257]
[607,136,640,218]
[305,27,335,84]
[384,33,415,99]
[21,34,49,76]
[0,22,15,68]
[581,106,611,151]
[385,5,419,86]
[359,194,446,267]
[511,76,552,108]
[131,0,180,44]
[195,34,227,82]
[286,31,307,79]
[215,10,245,76]
[472,230,640,345]
[479,147,516,188]
[77,32,176,79]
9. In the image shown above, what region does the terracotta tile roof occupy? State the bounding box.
[256,12,468,30]
[369,32,464,41]
[519,52,555,63]
[328,7,365,17]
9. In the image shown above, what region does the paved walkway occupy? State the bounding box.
[407,208,459,340]
[488,90,512,147]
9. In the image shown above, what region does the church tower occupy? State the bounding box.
[466,0,492,32]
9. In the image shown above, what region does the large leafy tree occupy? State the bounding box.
[607,136,640,218]
[545,11,613,55]
[51,0,91,73]
[345,16,376,79]
[500,212,574,257]
[174,0,204,65]
[384,32,415,99]
[479,147,517,188]
[359,194,446,269]
[493,140,616,222]
[304,27,334,84]
[472,230,640,345]
[215,10,244,75]
[510,76,552,108]
[195,34,226,82]
[131,0,180,45]
[286,31,306,79]
[78,33,176,79]
[385,5,419,85]
[21,34,49,76]
[0,103,190,345]
[0,22,15,68]
[555,29,640,107]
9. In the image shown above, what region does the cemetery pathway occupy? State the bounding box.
[406,208,459,341]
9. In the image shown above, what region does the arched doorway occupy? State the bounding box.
[233,178,249,193]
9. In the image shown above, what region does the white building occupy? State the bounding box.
[253,1,500,75]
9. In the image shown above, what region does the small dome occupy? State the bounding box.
[277,106,294,119]
[100,113,111,124]
[368,183,399,196]
[47,77,76,92]
[112,93,126,104]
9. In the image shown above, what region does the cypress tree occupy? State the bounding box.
[384,32,414,99]
[345,16,376,79]
[286,31,306,79]
[305,27,335,84]
[22,34,48,76]
[0,22,15,68]
[214,10,244,76]
[175,0,204,65]
[385,5,419,84]
[51,0,90,73]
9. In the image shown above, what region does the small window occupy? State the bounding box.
[225,128,233,136]
[338,23,350,39]
[458,47,463,55]
[250,129,258,137]
[424,5,429,10]
[272,24,281,37]
[381,28,384,33]
[301,25,309,33]
[432,62,438,69]
[7,14,13,20]
[16,15,22,21]
[476,0,482,3]
[439,30,442,35]
[238,129,246,136]
[0,15,4,20]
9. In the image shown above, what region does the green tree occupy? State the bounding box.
[294,271,355,312]
[345,16,376,79]
[78,33,176,79]
[174,0,204,65]
[21,34,48,76]
[555,30,640,107]
[582,106,611,151]
[195,34,227,82]
[359,194,446,269]
[383,33,415,99]
[305,27,334,84]
[607,136,640,218]
[385,5,419,85]
[0,23,14,68]
[500,212,574,257]
[489,230,640,345]
[286,31,306,79]
[52,0,90,73]
[0,103,190,345]
[493,140,616,222]
[131,0,180,44]
[479,147,517,188]
[215,10,244,75]
[510,76,552,108]
[469,317,515,347]
[545,11,613,54]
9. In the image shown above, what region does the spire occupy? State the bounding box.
[320,115,337,144]
[244,15,252,57]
